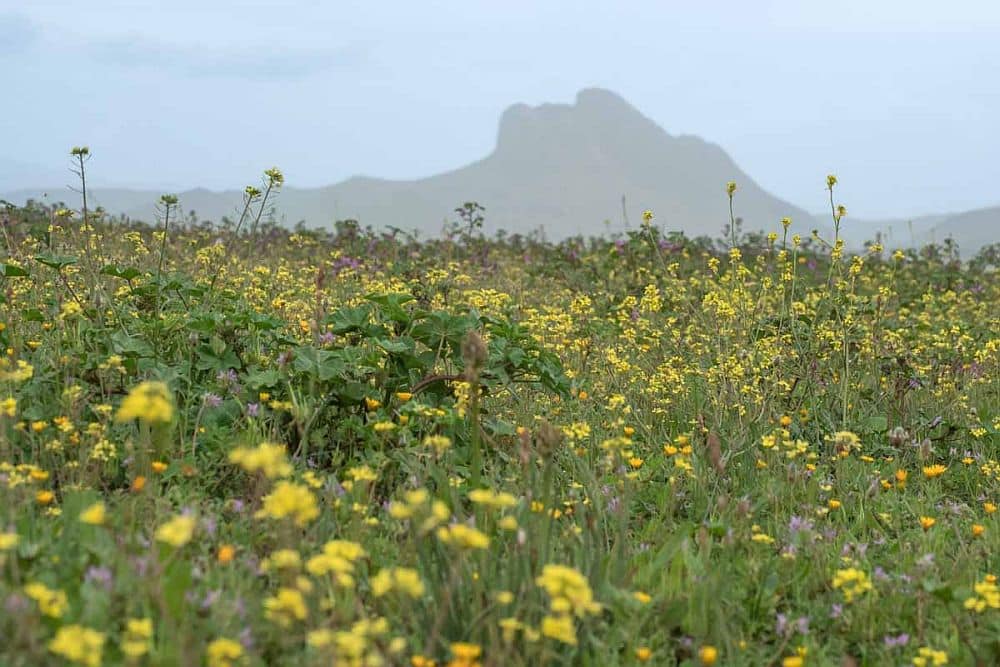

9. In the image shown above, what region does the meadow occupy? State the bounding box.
[1,157,998,666]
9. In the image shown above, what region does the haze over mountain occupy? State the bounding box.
[3,88,997,249]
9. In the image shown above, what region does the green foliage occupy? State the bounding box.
[0,174,997,667]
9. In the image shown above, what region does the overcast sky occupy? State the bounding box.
[2,0,999,217]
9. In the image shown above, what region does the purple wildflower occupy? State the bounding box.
[84,565,114,591]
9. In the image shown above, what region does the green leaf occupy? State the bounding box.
[111,331,155,358]
[365,293,416,324]
[21,307,45,322]
[293,346,347,382]
[246,368,282,389]
[325,304,374,335]
[33,253,78,270]
[100,264,142,280]
[862,415,888,433]
[195,345,241,373]
[0,263,29,277]
[375,337,414,354]
[411,311,478,353]
[334,381,367,405]
[186,313,224,333]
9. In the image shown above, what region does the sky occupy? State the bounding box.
[2,0,999,218]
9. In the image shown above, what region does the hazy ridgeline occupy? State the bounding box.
[4,89,997,254]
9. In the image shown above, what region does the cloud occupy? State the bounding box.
[0,12,38,57]
[87,36,367,80]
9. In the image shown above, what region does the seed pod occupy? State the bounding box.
[918,438,933,461]
[706,432,725,475]
[888,426,908,447]
[461,330,487,380]
[534,420,564,460]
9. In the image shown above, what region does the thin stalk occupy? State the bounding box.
[155,197,176,318]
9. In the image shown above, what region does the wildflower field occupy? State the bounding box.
[1,161,998,666]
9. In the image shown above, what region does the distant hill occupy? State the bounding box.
[930,207,1000,251]
[828,210,998,253]
[2,88,997,250]
[2,89,815,241]
[826,214,949,248]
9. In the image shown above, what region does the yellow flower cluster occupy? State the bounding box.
[448,642,483,667]
[389,488,450,534]
[912,646,948,666]
[48,624,105,667]
[831,567,873,603]
[467,488,517,510]
[963,574,1000,612]
[115,381,175,424]
[0,531,19,551]
[0,359,33,382]
[79,501,106,526]
[436,523,490,551]
[229,442,292,478]
[535,564,602,645]
[371,566,425,598]
[263,587,308,627]
[306,540,367,587]
[155,514,197,548]
[121,618,153,659]
[308,616,405,665]
[255,481,319,526]
[206,638,244,667]
[24,582,68,618]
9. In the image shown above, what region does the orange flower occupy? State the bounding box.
[131,476,147,493]
[218,544,236,564]
[922,464,947,479]
[151,461,168,474]
[919,516,936,531]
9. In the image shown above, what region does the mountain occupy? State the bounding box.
[826,210,998,253]
[930,207,1000,251]
[825,213,949,248]
[3,89,996,250]
[2,89,816,240]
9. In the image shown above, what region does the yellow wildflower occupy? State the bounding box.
[115,381,175,424]
[263,587,308,627]
[0,531,19,551]
[25,582,68,618]
[831,568,872,602]
[48,624,105,667]
[371,567,425,599]
[155,514,197,548]
[468,488,517,510]
[206,638,245,667]
[699,645,719,665]
[255,481,319,526]
[79,501,106,526]
[228,442,292,479]
[436,524,490,550]
[922,464,947,479]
